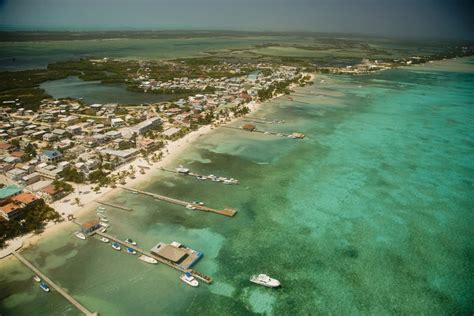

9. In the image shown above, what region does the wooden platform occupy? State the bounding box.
[95,201,132,212]
[120,187,237,217]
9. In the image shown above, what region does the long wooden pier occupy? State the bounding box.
[95,231,212,284]
[120,187,237,217]
[222,126,304,139]
[12,251,97,316]
[95,201,132,212]
[160,167,239,185]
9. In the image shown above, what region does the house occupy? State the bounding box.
[138,139,159,151]
[100,148,139,164]
[162,127,181,139]
[130,117,162,135]
[21,172,41,185]
[0,192,40,221]
[0,184,22,203]
[80,220,102,235]
[41,184,66,201]
[110,118,125,127]
[40,150,62,163]
[43,133,58,142]
[6,168,26,181]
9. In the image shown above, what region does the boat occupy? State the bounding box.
[99,227,107,233]
[74,232,86,240]
[111,242,121,251]
[97,206,106,211]
[249,274,280,288]
[180,272,199,287]
[99,217,109,222]
[99,237,109,243]
[126,248,137,255]
[138,255,158,264]
[39,282,50,292]
[186,204,196,210]
[176,165,190,174]
[198,202,205,206]
[124,238,137,245]
[99,222,110,228]
[33,275,41,282]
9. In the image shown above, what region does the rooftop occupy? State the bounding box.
[0,184,22,200]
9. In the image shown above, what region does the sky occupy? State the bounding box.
[0,0,473,40]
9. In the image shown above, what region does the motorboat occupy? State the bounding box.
[176,165,190,174]
[33,275,41,282]
[180,272,199,287]
[99,217,109,222]
[97,206,106,211]
[99,222,110,228]
[124,238,137,245]
[186,204,196,210]
[126,248,137,255]
[138,255,158,264]
[249,274,280,288]
[99,237,109,243]
[111,242,121,251]
[74,232,86,240]
[39,282,50,292]
[99,227,107,233]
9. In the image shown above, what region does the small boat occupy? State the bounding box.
[176,165,190,174]
[97,206,106,211]
[124,238,137,246]
[180,272,199,287]
[100,237,109,243]
[126,248,137,255]
[249,274,280,288]
[99,222,110,228]
[186,204,196,210]
[33,275,41,282]
[99,217,109,222]
[138,255,158,264]
[198,202,205,206]
[111,242,121,251]
[99,227,107,233]
[74,232,86,240]
[39,282,50,292]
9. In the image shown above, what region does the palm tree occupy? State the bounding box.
[74,197,81,206]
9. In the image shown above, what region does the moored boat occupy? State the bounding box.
[124,238,137,245]
[126,248,137,255]
[180,272,199,287]
[249,274,280,287]
[111,242,121,251]
[33,275,41,282]
[99,217,109,222]
[99,222,110,228]
[176,165,190,174]
[138,255,158,264]
[100,237,109,243]
[39,282,50,292]
[74,232,86,240]
[97,206,106,211]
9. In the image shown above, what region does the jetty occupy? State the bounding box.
[160,167,239,185]
[95,201,132,212]
[11,251,97,316]
[95,231,212,284]
[120,187,237,217]
[222,125,305,139]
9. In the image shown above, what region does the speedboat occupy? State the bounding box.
[124,238,137,245]
[39,282,50,292]
[74,232,86,240]
[249,274,280,287]
[138,255,158,264]
[186,204,196,210]
[33,275,41,282]
[99,227,107,233]
[176,165,190,174]
[180,272,199,287]
[99,217,109,222]
[111,242,121,251]
[126,248,137,255]
[97,206,106,211]
[99,222,110,228]
[100,237,109,243]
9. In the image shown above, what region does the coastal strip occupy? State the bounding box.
[11,250,97,316]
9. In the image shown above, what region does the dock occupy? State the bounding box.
[94,231,212,284]
[160,167,239,185]
[12,250,97,316]
[222,126,304,139]
[120,187,237,217]
[95,201,132,212]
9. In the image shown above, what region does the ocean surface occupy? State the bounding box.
[1,58,473,315]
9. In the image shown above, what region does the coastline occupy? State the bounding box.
[0,73,315,258]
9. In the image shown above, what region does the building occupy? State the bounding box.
[162,127,181,139]
[40,184,66,201]
[80,220,102,235]
[130,117,162,135]
[40,150,62,163]
[0,191,40,221]
[150,241,203,269]
[100,148,139,164]
[0,184,22,203]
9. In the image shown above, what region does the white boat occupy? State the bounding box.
[186,204,196,210]
[126,248,137,255]
[97,206,106,211]
[99,222,110,228]
[124,238,137,245]
[138,255,158,264]
[74,232,86,240]
[176,165,190,174]
[111,242,121,251]
[39,282,50,292]
[99,237,109,243]
[99,227,107,233]
[99,217,109,222]
[249,274,280,288]
[33,275,41,282]
[180,272,199,287]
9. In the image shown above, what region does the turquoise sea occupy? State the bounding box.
[1,58,473,315]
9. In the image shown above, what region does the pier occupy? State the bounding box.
[94,231,212,284]
[95,201,132,212]
[120,187,237,217]
[11,251,97,316]
[222,125,305,139]
[160,167,239,185]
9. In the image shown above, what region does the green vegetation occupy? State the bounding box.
[0,200,61,248]
[52,179,73,193]
[60,165,85,183]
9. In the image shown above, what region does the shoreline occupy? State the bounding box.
[0,73,315,258]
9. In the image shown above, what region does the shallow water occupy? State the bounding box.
[1,58,473,315]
